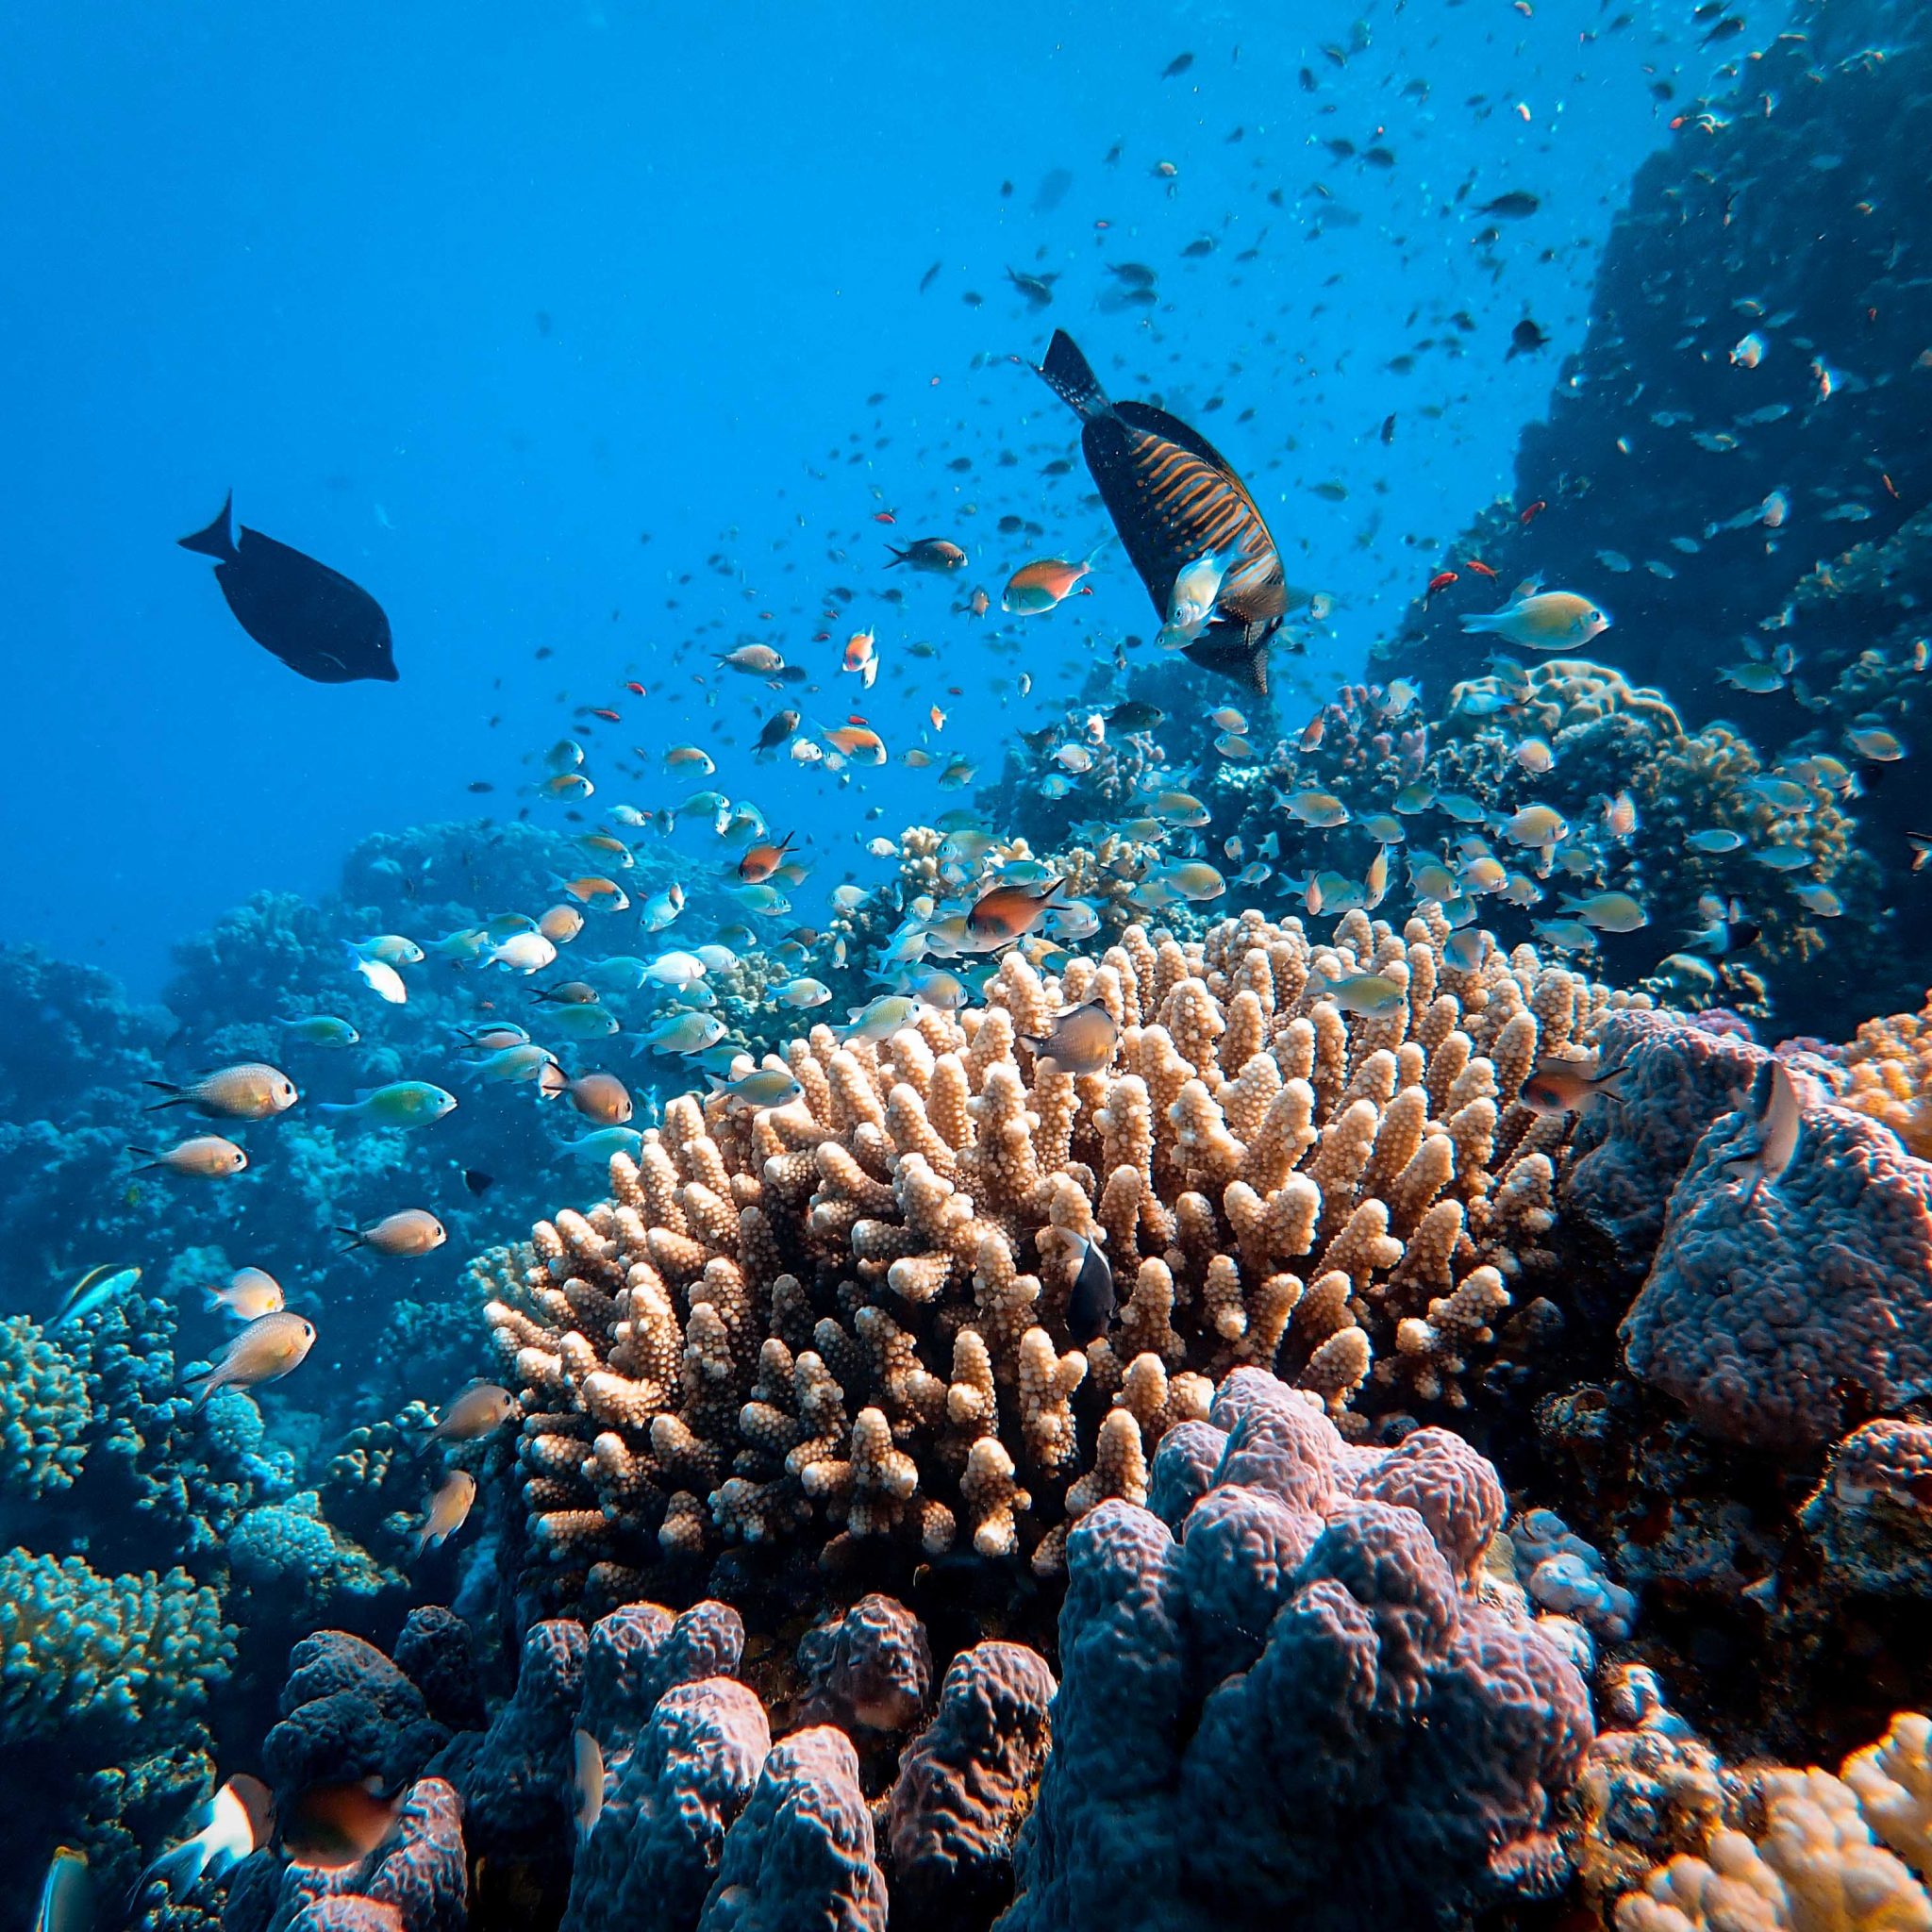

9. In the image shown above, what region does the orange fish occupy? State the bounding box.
[739,834,797,883]
[1002,555,1098,615]
[1425,569,1458,600]
[557,875,628,908]
[1464,558,1497,578]
[1299,715,1324,751]
[841,631,879,689]
[966,877,1066,946]
[874,510,897,524]
[824,725,887,764]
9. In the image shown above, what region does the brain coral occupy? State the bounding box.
[474,908,1632,1612]
[1621,1088,1932,1451]
[1002,1367,1592,1932]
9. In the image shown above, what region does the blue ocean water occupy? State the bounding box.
[9,0,1691,991]
[12,0,1932,1924]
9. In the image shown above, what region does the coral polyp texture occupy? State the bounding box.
[474,908,1639,1612]
[1841,991,1932,1160]
[1004,1368,1593,1932]
[1620,1067,1932,1452]
[1609,1704,1932,1931]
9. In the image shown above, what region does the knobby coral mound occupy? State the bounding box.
[1622,1078,1932,1452]
[474,908,1637,1613]
[1004,1367,1593,1932]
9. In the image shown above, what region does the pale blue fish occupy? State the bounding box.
[280,1015,359,1047]
[315,1082,458,1127]
[51,1264,142,1329]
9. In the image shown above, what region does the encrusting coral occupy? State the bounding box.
[474,908,1642,1612]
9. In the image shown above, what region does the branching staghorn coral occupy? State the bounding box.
[474,907,1639,1613]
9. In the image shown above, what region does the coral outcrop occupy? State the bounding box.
[475,908,1635,1615]
[1004,1367,1593,1931]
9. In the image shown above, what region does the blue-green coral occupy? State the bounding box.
[0,1549,235,1747]
[0,1313,90,1500]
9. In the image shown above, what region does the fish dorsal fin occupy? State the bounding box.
[1113,400,1248,483]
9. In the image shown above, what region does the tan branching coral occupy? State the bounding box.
[1840,991,1932,1158]
[472,909,1636,1611]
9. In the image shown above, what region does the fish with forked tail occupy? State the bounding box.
[1035,329,1291,692]
[178,493,397,684]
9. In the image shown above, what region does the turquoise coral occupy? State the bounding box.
[0,1549,235,1747]
[0,1313,90,1499]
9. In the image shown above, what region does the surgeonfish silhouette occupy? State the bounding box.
[1035,329,1291,693]
[178,493,397,684]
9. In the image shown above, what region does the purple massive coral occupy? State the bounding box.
[1004,1368,1592,1932]
[1622,1093,1932,1452]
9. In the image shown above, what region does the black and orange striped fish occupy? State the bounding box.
[1037,330,1294,692]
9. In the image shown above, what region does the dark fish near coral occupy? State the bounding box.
[280,1778,404,1868]
[178,494,397,684]
[1044,1228,1116,1342]
[1036,330,1289,692]
[966,877,1065,948]
[1478,191,1541,219]
[1106,700,1165,731]
[1521,1056,1628,1117]
[885,538,968,572]
[1021,1002,1120,1077]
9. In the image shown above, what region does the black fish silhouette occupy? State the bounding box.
[178,494,397,684]
[1036,330,1289,693]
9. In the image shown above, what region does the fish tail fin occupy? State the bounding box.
[1458,612,1503,634]
[134,1839,209,1906]
[1082,531,1118,570]
[177,493,238,562]
[1037,330,1112,420]
[142,1082,187,1110]
[884,545,908,567]
[335,1226,364,1253]
[183,1370,215,1413]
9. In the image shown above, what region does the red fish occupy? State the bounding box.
[625,681,645,695]
[590,707,620,722]
[1425,569,1458,600]
[1520,499,1548,525]
[874,511,897,524]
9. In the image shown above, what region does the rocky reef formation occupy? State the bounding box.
[1370,0,1932,1031]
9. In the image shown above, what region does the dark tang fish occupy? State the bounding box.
[1036,329,1288,692]
[179,493,397,684]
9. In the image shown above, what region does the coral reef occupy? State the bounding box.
[1004,1367,1593,1931]
[1622,1082,1932,1453]
[0,1550,235,1749]
[475,907,1636,1618]
[1841,991,1932,1160]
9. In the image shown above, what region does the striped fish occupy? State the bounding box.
[1037,330,1293,692]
